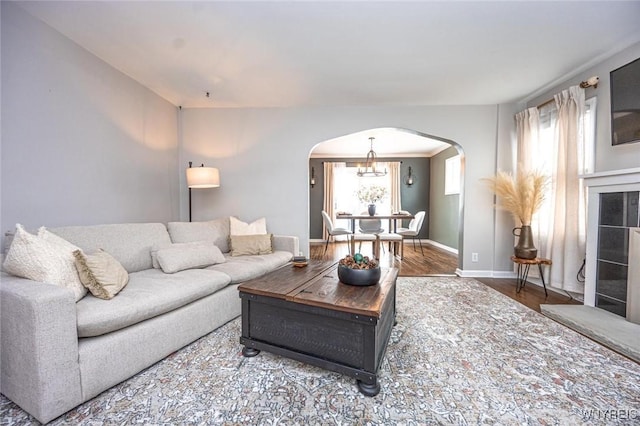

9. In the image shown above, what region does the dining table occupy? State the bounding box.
[335,212,415,257]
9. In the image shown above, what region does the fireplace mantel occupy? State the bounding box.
[582,167,640,310]
[580,167,640,188]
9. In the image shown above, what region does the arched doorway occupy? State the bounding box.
[308,127,465,273]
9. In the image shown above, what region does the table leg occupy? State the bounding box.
[242,346,260,357]
[374,235,381,259]
[357,379,380,397]
[350,218,356,255]
[516,264,531,293]
[538,263,548,297]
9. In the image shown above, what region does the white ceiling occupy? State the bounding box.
[310,128,451,158]
[16,0,640,157]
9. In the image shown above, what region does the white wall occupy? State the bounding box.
[1,2,180,239]
[182,105,503,272]
[527,41,640,173]
[493,102,520,275]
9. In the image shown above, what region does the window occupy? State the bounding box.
[445,155,461,195]
[515,90,597,290]
[332,164,393,231]
[582,97,597,175]
[536,96,596,175]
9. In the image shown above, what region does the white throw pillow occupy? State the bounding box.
[230,216,267,236]
[156,242,226,274]
[2,224,87,301]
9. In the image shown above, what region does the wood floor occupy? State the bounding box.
[310,241,580,313]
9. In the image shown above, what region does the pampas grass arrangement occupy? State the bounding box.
[484,169,549,226]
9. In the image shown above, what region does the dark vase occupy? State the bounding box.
[368,204,376,216]
[513,225,537,259]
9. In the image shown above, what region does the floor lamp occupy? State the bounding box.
[186,162,220,222]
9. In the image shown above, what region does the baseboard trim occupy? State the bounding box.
[424,239,458,255]
[456,268,494,278]
[456,269,518,279]
[492,271,517,279]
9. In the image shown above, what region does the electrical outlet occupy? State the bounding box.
[472,253,479,262]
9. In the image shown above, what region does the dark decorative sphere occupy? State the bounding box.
[338,264,381,286]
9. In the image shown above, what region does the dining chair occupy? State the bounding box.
[396,210,426,256]
[356,212,385,257]
[378,232,403,258]
[321,210,353,254]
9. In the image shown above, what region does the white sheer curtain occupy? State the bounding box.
[544,86,586,292]
[515,86,587,293]
[515,107,540,171]
[323,162,349,241]
[322,162,335,240]
[388,162,402,213]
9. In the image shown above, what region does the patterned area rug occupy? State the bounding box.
[2,277,639,425]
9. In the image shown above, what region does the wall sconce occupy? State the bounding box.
[310,166,316,188]
[186,161,220,222]
[405,166,414,186]
[579,76,599,89]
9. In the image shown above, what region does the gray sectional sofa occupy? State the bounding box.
[0,218,299,423]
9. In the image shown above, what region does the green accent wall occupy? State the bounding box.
[429,147,460,250]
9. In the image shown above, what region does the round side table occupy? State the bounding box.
[510,256,552,296]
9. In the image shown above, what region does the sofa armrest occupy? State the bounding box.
[0,273,82,423]
[272,235,299,257]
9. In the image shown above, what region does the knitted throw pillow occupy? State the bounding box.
[2,224,87,301]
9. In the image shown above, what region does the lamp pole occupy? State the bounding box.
[188,161,193,222]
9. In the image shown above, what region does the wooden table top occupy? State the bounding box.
[510,256,552,265]
[336,213,414,220]
[238,260,398,318]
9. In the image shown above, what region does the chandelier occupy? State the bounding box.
[357,137,387,177]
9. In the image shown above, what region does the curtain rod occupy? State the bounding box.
[536,76,599,110]
[319,160,404,164]
[536,98,555,109]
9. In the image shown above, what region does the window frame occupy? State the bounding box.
[445,155,461,195]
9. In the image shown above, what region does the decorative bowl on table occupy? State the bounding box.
[337,254,381,286]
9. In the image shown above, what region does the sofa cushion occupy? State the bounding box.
[229,234,273,256]
[230,216,267,235]
[206,251,291,283]
[167,218,230,253]
[73,249,129,299]
[76,268,231,337]
[49,223,171,273]
[3,224,87,301]
[156,243,226,273]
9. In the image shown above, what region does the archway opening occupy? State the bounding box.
[308,127,465,274]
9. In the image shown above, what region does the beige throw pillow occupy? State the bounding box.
[229,234,273,256]
[2,224,87,301]
[73,249,129,300]
[156,242,226,274]
[230,216,267,236]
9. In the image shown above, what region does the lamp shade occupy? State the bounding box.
[186,167,220,188]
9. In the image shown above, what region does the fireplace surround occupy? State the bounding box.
[583,168,640,324]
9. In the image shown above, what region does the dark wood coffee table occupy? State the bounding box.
[238,260,398,396]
